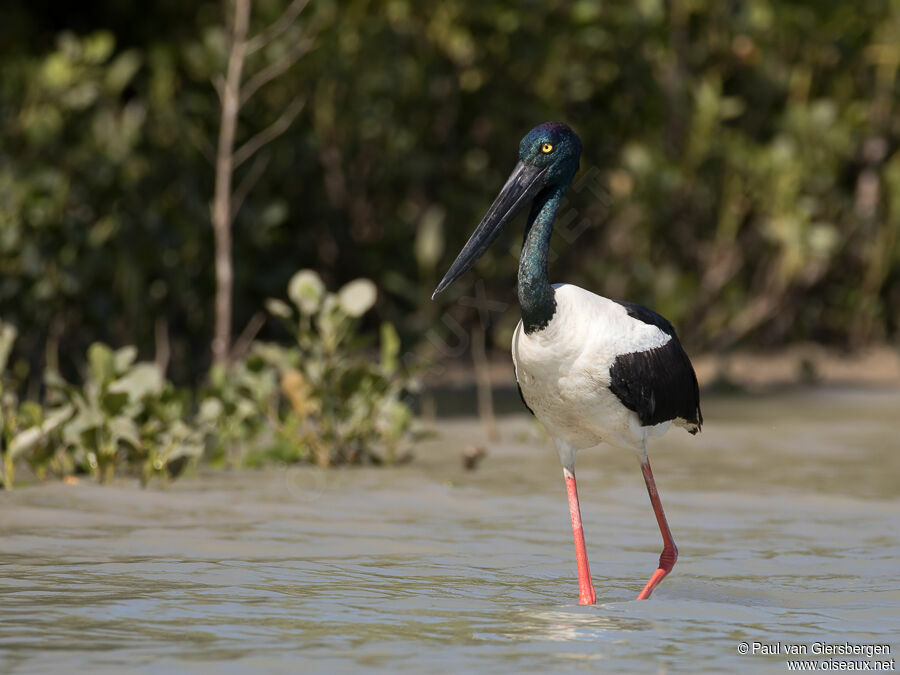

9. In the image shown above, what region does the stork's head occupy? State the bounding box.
[432,122,582,298]
[517,121,582,187]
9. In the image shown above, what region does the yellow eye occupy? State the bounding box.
[541,142,554,153]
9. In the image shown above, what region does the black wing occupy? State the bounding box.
[614,300,677,337]
[608,302,703,433]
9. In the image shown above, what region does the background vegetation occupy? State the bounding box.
[1,1,899,483]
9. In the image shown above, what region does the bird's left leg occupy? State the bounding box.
[636,443,678,600]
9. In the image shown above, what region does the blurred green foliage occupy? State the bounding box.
[2,328,203,487]
[1,0,899,388]
[45,343,203,484]
[269,270,415,466]
[0,271,416,487]
[202,270,416,468]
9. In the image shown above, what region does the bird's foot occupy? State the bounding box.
[635,545,677,600]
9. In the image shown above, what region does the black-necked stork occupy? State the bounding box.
[433,122,702,604]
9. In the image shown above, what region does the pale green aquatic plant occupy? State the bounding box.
[0,321,74,488]
[47,343,203,484]
[221,269,418,467]
[267,270,416,466]
[197,346,280,467]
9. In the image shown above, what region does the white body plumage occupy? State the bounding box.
[512,283,679,454]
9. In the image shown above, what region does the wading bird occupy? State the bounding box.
[432,122,702,604]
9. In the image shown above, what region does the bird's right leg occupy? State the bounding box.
[635,446,678,600]
[556,440,596,606]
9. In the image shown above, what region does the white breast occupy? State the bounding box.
[511,283,672,451]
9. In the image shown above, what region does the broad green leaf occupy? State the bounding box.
[104,50,141,93]
[18,401,44,426]
[265,298,293,318]
[62,408,99,447]
[414,205,445,271]
[82,31,115,64]
[44,369,71,393]
[0,321,17,375]
[101,391,130,415]
[380,322,400,373]
[109,363,163,401]
[109,415,141,449]
[87,343,116,387]
[113,345,138,372]
[7,404,74,460]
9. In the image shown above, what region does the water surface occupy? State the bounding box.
[1,389,898,673]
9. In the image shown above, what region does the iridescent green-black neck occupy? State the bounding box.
[430,121,583,316]
[514,122,581,334]
[519,185,566,333]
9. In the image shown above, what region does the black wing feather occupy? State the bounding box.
[608,302,702,432]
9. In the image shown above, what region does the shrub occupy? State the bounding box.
[200,270,418,467]
[46,343,203,484]
[2,271,417,486]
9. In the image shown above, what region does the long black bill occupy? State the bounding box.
[432,162,547,299]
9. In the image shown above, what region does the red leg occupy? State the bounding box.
[564,468,597,605]
[636,456,678,600]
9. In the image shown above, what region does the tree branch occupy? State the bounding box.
[186,121,216,165]
[245,0,311,54]
[211,0,252,366]
[230,312,267,362]
[212,73,226,102]
[231,151,271,221]
[240,37,314,105]
[233,95,305,168]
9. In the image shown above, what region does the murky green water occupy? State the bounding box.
[2,389,899,673]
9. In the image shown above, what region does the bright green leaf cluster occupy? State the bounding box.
[200,270,417,469]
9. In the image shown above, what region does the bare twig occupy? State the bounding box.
[44,315,64,377]
[231,152,271,221]
[212,73,226,102]
[240,37,314,104]
[471,322,499,442]
[209,0,310,367]
[211,0,252,366]
[233,95,305,168]
[230,312,267,362]
[186,121,216,165]
[245,0,311,54]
